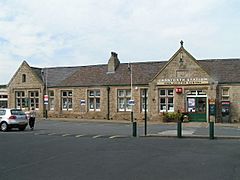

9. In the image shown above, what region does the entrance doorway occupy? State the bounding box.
[186,91,207,122]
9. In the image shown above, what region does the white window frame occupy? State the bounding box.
[29,91,39,110]
[221,87,230,101]
[140,89,148,112]
[61,90,73,111]
[117,89,131,112]
[159,89,174,113]
[15,91,27,110]
[88,90,101,111]
[48,90,55,111]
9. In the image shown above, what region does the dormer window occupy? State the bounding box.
[22,74,26,83]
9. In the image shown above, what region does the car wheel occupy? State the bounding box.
[0,122,8,132]
[19,125,26,131]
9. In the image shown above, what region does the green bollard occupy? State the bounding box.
[132,122,137,137]
[209,121,214,139]
[177,121,182,138]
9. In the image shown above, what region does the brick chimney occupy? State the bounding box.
[107,52,120,73]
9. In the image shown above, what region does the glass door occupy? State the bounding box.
[187,97,207,122]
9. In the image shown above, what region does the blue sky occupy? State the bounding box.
[0,0,240,84]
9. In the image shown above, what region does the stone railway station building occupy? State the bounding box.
[7,42,240,123]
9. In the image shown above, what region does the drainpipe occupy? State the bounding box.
[107,86,110,120]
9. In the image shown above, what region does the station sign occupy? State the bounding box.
[175,88,183,93]
[128,99,135,106]
[157,78,209,85]
[80,99,86,106]
[44,95,48,105]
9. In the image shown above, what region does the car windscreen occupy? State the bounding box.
[11,110,26,115]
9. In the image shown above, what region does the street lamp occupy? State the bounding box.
[128,63,134,122]
[128,63,137,137]
[41,68,48,119]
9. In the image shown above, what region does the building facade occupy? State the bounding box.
[7,43,240,123]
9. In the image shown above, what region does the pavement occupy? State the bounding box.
[38,117,240,139]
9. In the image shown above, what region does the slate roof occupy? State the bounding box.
[32,59,240,87]
[198,59,240,83]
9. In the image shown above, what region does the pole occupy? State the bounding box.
[130,64,133,123]
[107,87,110,120]
[132,121,137,137]
[45,68,48,120]
[144,88,147,136]
[209,121,214,139]
[177,121,182,138]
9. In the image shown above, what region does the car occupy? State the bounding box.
[0,108,28,132]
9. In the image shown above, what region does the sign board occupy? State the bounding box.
[44,95,48,105]
[128,99,135,106]
[80,99,86,106]
[44,95,48,102]
[175,88,182,93]
[209,104,216,116]
[157,78,209,85]
[209,99,215,105]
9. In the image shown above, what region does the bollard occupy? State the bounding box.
[209,121,214,139]
[177,121,182,138]
[132,121,137,137]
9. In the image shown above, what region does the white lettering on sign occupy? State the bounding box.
[157,78,209,85]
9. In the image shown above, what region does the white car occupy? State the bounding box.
[0,108,28,132]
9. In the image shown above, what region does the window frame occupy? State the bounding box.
[159,89,174,113]
[221,87,230,101]
[22,74,26,83]
[48,90,55,111]
[15,91,27,109]
[88,89,101,112]
[117,89,131,112]
[61,90,73,111]
[29,91,39,110]
[140,89,148,112]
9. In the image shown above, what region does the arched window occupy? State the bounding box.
[22,74,26,83]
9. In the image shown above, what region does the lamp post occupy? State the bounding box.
[128,63,134,122]
[42,68,48,120]
[128,63,137,137]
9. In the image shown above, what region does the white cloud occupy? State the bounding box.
[0,0,239,84]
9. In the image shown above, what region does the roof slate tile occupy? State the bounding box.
[32,59,240,87]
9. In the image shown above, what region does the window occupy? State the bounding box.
[0,101,7,108]
[222,88,229,101]
[22,74,26,83]
[15,91,27,109]
[29,91,39,109]
[0,95,8,98]
[140,89,148,112]
[48,91,55,110]
[118,89,131,111]
[61,91,72,110]
[88,90,101,111]
[159,89,174,112]
[0,110,6,115]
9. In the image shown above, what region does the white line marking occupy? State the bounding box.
[62,134,70,137]
[109,135,119,139]
[48,133,57,136]
[34,133,42,135]
[92,135,102,138]
[75,134,85,138]
[109,135,127,139]
[158,130,195,135]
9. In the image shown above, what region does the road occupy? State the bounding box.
[0,119,240,180]
[24,119,240,138]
